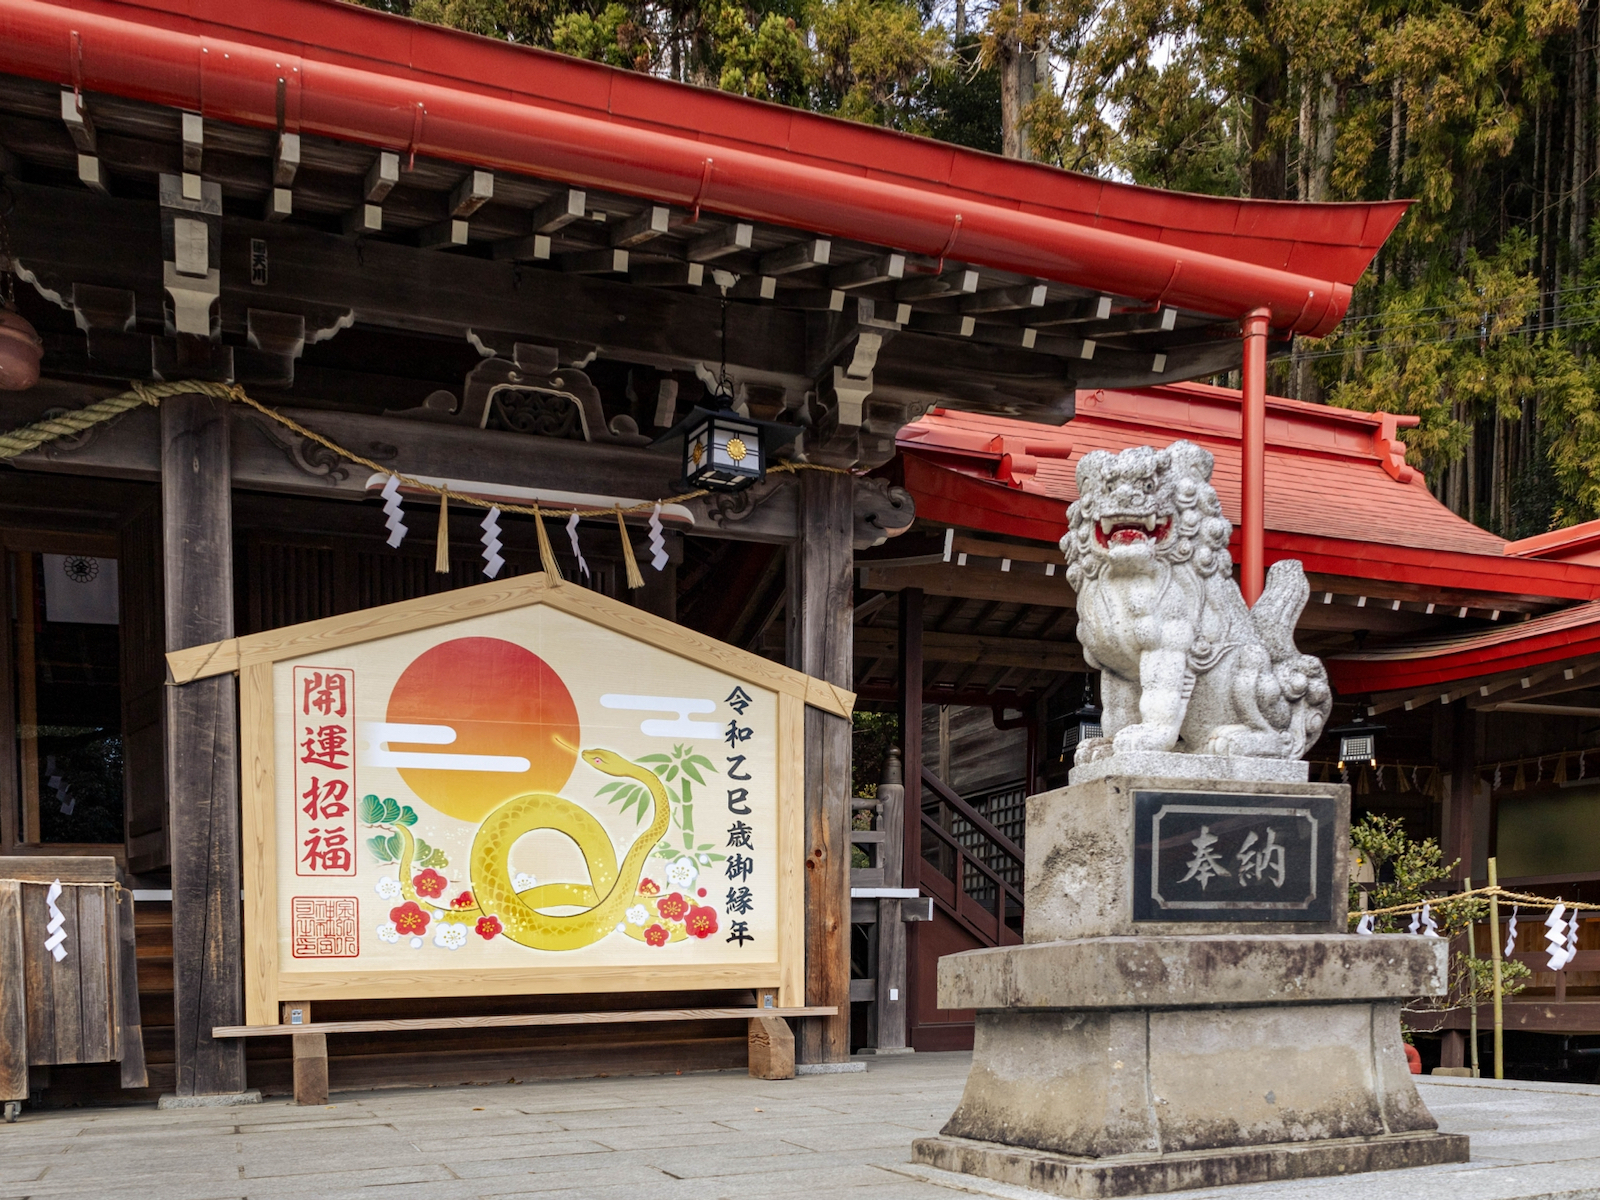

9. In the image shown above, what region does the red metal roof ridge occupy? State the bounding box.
[0,0,1405,319]
[904,386,1425,469]
[1503,518,1600,559]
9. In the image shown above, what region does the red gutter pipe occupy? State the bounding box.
[1239,308,1270,604]
[1,0,1356,337]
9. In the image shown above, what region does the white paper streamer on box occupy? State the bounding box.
[479,506,504,579]
[1545,903,1572,969]
[647,502,668,571]
[43,879,68,963]
[1504,905,1519,958]
[381,475,408,548]
[565,512,590,580]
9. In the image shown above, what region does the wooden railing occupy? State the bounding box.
[916,768,1025,946]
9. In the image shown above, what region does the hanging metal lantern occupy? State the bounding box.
[1329,716,1383,769]
[655,404,801,494]
[683,407,766,491]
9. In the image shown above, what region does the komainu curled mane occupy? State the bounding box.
[1060,439,1332,764]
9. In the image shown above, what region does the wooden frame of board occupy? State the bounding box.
[169,573,852,1027]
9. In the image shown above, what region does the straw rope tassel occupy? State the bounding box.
[434,490,450,574]
[617,506,645,590]
[533,504,563,583]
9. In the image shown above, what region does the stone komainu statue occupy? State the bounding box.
[1060,439,1332,764]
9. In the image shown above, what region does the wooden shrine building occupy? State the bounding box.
[0,0,1453,1103]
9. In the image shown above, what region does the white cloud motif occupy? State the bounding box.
[626,904,649,926]
[376,922,400,944]
[433,922,468,951]
[666,857,699,890]
[375,876,401,900]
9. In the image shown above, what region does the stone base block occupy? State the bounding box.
[1068,752,1309,787]
[911,1129,1470,1198]
[157,1090,262,1110]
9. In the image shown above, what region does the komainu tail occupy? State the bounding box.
[1251,559,1332,758]
[1251,559,1310,660]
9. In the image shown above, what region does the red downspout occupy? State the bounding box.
[1240,308,1270,605]
[0,0,1357,336]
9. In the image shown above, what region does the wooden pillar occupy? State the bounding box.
[897,588,924,880]
[873,748,908,1051]
[283,1002,328,1105]
[1448,700,1479,883]
[893,588,924,1052]
[162,392,247,1098]
[787,470,853,1064]
[1240,308,1270,605]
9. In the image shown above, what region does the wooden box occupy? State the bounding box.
[0,857,147,1107]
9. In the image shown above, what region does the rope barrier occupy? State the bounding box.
[1350,884,1600,922]
[0,381,857,519]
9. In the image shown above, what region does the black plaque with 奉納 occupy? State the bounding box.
[1132,791,1337,922]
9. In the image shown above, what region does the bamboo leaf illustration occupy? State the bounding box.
[359,794,384,825]
[665,765,679,782]
[596,781,625,796]
[680,760,706,786]
[637,754,670,765]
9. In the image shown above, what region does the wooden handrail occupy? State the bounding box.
[920,811,1024,909]
[920,767,1025,866]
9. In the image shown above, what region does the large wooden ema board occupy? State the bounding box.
[169,574,852,1027]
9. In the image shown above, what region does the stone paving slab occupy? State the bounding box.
[0,1052,1595,1200]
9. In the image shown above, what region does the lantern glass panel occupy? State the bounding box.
[685,413,764,491]
[1339,732,1376,763]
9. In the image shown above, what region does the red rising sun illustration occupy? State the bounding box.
[385,637,579,822]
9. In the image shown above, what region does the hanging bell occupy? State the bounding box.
[0,307,42,391]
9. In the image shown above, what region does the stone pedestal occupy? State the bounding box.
[911,771,1468,1197]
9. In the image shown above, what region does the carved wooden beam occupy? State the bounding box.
[3,386,914,546]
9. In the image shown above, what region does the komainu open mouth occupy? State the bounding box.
[1094,514,1173,547]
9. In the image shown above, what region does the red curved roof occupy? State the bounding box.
[2,0,1405,303]
[1327,601,1600,694]
[895,384,1600,603]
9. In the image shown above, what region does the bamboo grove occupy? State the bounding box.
[356,0,1600,536]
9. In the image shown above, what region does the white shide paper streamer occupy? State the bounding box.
[1356,913,1375,935]
[381,475,408,548]
[43,879,68,963]
[1545,904,1573,969]
[479,506,504,579]
[565,512,590,580]
[648,503,668,570]
[1504,905,1519,958]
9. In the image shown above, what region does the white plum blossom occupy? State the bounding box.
[433,922,468,951]
[626,904,649,926]
[698,854,710,865]
[374,876,401,900]
[409,937,424,949]
[666,857,699,890]
[376,922,400,944]
[512,872,538,893]
[615,922,626,934]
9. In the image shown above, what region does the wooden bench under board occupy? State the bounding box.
[214,998,835,1103]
